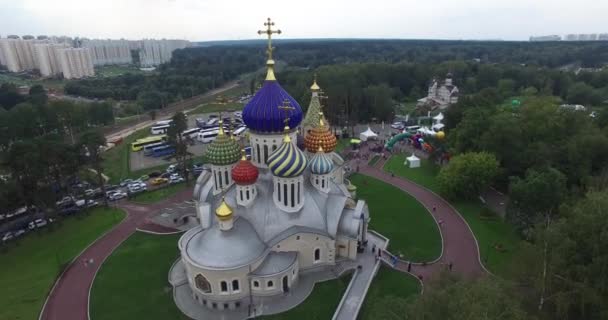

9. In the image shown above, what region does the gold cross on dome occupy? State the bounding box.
[258,18,281,61]
[278,99,295,128]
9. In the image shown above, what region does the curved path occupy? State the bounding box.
[357,164,486,280]
[40,188,192,320]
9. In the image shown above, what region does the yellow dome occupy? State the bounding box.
[215,198,233,221]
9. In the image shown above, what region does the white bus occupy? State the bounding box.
[150,124,170,135]
[155,120,173,126]
[197,128,231,143]
[181,128,201,139]
[233,126,247,137]
[206,118,218,126]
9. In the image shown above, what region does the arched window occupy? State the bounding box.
[224,170,229,185]
[256,144,261,163]
[283,184,288,206]
[314,248,321,262]
[291,183,295,207]
[232,279,240,292]
[220,281,228,292]
[277,182,281,201]
[263,145,269,164]
[321,179,325,188]
[253,280,260,288]
[195,274,211,293]
[267,280,274,288]
[246,189,250,199]
[297,182,301,203]
[240,189,243,201]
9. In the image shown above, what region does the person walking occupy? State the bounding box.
[448,262,453,271]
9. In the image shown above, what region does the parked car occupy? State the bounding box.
[193,163,204,175]
[56,196,75,208]
[75,199,99,208]
[160,172,171,179]
[84,188,103,198]
[59,206,80,216]
[166,164,178,173]
[14,229,26,237]
[108,191,127,201]
[28,218,48,230]
[138,175,150,181]
[119,179,134,187]
[2,232,14,242]
[169,174,185,184]
[151,177,169,185]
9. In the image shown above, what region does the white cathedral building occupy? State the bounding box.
[417,73,459,110]
[172,24,370,313]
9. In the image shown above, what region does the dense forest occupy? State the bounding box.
[62,40,608,114]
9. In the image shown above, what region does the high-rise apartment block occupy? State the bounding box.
[0,35,190,78]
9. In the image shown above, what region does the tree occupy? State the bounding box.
[167,112,190,182]
[0,83,25,110]
[137,90,162,110]
[437,152,499,200]
[403,273,529,320]
[78,130,109,206]
[567,82,595,105]
[508,167,567,234]
[28,84,48,106]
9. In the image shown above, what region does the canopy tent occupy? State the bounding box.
[359,127,378,142]
[433,112,444,121]
[350,139,362,144]
[405,154,421,168]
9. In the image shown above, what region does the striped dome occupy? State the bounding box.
[304,117,337,153]
[205,126,241,166]
[242,81,303,133]
[267,133,308,178]
[309,147,334,175]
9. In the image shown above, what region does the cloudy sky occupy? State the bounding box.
[1,0,606,41]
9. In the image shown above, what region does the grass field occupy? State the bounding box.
[383,155,520,276]
[359,266,421,320]
[190,102,244,115]
[131,183,189,204]
[95,65,147,78]
[0,73,65,90]
[103,128,149,184]
[90,232,188,320]
[349,174,441,262]
[0,208,125,320]
[260,274,352,320]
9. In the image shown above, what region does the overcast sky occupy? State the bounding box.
[1,0,606,41]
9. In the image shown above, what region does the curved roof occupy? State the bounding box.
[267,134,308,178]
[252,251,297,276]
[232,156,259,185]
[185,218,267,269]
[304,117,337,152]
[309,148,334,175]
[205,126,240,166]
[242,80,303,133]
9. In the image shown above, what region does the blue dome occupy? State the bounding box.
[267,135,308,177]
[309,149,334,175]
[243,80,303,133]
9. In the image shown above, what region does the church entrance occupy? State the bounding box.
[282,275,289,293]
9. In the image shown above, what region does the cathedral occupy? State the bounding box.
[172,19,370,313]
[416,73,459,110]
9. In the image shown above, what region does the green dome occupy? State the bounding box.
[205,128,241,166]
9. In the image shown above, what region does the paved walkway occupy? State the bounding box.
[356,163,486,280]
[39,187,193,320]
[347,141,487,280]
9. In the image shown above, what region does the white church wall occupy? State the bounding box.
[272,233,335,269]
[250,261,298,297]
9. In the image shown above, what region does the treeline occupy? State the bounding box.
[274,60,608,124]
[0,85,112,216]
[63,40,608,110]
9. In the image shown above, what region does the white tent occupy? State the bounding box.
[433,112,444,121]
[405,154,421,168]
[359,127,378,141]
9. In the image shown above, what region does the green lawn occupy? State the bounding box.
[131,183,189,204]
[368,155,380,167]
[103,128,149,184]
[95,65,146,77]
[359,266,421,320]
[261,274,352,320]
[0,207,125,320]
[335,138,351,154]
[383,155,520,276]
[348,174,441,262]
[90,232,188,320]
[190,102,244,115]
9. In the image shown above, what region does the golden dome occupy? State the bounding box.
[304,113,337,153]
[310,74,320,91]
[215,197,233,221]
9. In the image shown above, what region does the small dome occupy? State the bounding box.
[309,147,334,175]
[304,116,337,153]
[268,131,308,177]
[215,197,233,221]
[242,81,303,133]
[232,155,259,185]
[205,124,241,166]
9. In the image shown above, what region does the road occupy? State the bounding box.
[104,81,241,143]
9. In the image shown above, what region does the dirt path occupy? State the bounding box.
[39,188,192,320]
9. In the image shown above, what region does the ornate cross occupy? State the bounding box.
[258,18,281,60]
[319,90,329,109]
[278,99,294,129]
